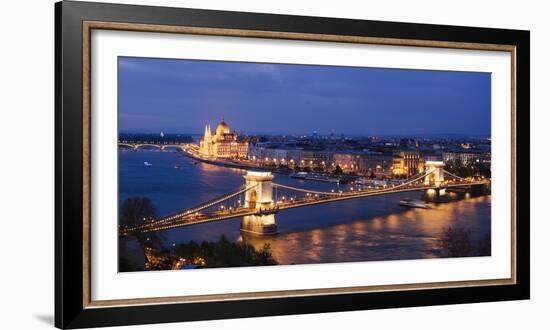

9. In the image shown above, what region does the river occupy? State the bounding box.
[119,149,491,266]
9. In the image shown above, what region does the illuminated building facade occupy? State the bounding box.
[359,154,394,177]
[200,118,248,159]
[442,151,478,165]
[392,150,425,177]
[333,152,361,173]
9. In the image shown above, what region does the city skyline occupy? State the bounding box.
[119,57,491,136]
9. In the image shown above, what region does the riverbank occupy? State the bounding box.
[183,149,291,174]
[182,148,361,183]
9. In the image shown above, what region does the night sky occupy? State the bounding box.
[118,57,491,136]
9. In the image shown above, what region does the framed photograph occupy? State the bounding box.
[55,1,530,328]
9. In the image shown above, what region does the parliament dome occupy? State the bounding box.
[215,118,230,136]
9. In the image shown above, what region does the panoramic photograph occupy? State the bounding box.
[117,56,492,272]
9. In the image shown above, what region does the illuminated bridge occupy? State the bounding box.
[118,140,185,151]
[119,161,489,236]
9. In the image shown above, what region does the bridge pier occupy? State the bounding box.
[241,171,278,235]
[422,187,449,203]
[241,214,278,236]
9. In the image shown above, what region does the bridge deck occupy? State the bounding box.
[120,181,487,234]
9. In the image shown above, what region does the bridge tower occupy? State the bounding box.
[424,161,445,187]
[244,171,274,209]
[241,171,278,235]
[423,161,447,202]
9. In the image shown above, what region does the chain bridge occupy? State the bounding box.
[119,161,489,236]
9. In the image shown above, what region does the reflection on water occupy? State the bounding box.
[242,196,490,264]
[119,150,491,266]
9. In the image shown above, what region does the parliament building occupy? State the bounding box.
[199,118,248,159]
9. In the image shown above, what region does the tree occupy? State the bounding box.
[120,197,157,227]
[173,236,278,268]
[119,197,163,248]
[473,161,491,178]
[444,159,491,179]
[313,166,324,172]
[333,165,343,175]
[255,243,277,265]
[437,226,472,257]
[118,256,139,272]
[445,160,472,178]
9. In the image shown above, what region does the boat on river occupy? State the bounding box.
[399,199,431,209]
[290,172,341,183]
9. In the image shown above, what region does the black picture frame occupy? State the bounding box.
[55,1,530,328]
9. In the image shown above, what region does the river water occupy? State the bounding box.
[119,150,491,266]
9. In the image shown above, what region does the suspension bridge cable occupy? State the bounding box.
[154,184,257,224]
[272,170,436,197]
[442,169,469,181]
[271,183,343,196]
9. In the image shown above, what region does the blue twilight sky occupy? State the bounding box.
[118,57,491,136]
